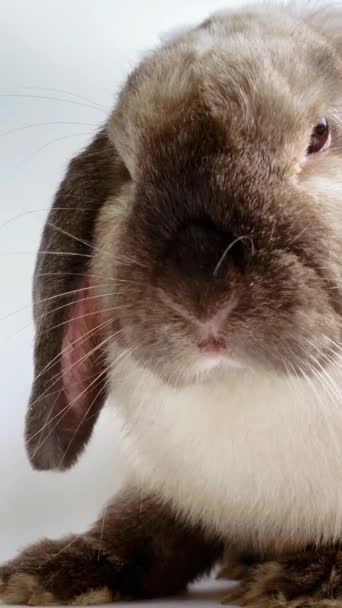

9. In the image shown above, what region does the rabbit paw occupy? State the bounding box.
[222,548,342,607]
[0,538,119,605]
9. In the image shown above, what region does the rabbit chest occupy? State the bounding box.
[112,360,342,549]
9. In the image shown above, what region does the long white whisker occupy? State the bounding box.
[33,317,114,384]
[47,221,113,260]
[58,382,107,468]
[29,336,117,450]
[0,284,110,322]
[0,121,100,138]
[16,85,108,111]
[56,341,140,468]
[8,303,129,345]
[0,251,93,258]
[27,328,123,417]
[0,208,92,232]
[213,235,254,277]
[37,302,130,334]
[36,272,141,286]
[31,336,136,458]
[0,93,107,113]
[97,503,108,561]
[304,338,342,403]
[39,535,84,567]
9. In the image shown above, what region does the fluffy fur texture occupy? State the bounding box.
[3,1,342,605]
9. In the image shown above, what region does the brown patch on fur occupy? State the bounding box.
[222,546,342,607]
[0,489,222,605]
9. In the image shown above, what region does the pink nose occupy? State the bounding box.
[198,336,226,353]
[195,303,236,354]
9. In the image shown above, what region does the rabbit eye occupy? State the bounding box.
[307,118,330,154]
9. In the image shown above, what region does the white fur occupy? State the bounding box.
[194,30,217,57]
[192,355,244,374]
[110,355,342,551]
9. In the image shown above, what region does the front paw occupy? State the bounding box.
[0,538,119,605]
[0,565,57,605]
[0,564,118,606]
[222,550,342,608]
[0,566,117,606]
[222,561,292,607]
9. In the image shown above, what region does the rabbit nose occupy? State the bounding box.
[168,221,250,281]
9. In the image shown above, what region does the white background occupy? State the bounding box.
[0,0,249,604]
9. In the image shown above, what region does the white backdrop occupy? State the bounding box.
[0,2,251,605]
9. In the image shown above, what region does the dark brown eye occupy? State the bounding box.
[307,118,330,154]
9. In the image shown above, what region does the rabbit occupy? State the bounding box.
[1,2,342,606]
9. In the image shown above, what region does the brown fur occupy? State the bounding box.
[4,2,342,605]
[26,130,129,471]
[102,4,342,385]
[222,546,342,607]
[0,489,222,604]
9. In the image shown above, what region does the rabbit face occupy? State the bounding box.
[95,7,342,385]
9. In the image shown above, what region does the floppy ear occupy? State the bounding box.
[26,129,129,471]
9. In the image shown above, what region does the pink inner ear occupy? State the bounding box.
[61,277,105,414]
[26,275,108,471]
